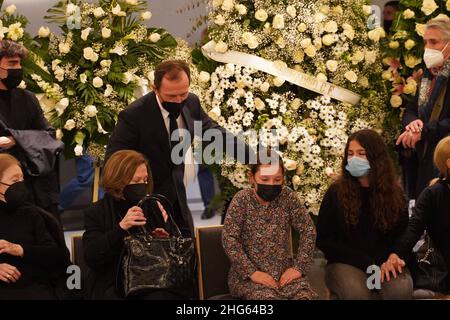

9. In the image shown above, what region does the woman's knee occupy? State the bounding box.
[325,263,373,300]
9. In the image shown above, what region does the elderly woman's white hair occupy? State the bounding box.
[426,17,450,42]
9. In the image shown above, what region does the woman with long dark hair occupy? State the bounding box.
[316,129,413,300]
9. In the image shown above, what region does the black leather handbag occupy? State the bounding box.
[412,234,448,293]
[117,194,195,298]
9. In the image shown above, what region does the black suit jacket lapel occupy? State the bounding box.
[148,92,172,163]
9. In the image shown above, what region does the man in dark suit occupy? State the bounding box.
[106,60,253,237]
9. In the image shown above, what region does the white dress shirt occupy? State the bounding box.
[156,95,196,186]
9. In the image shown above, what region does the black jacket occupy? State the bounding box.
[106,91,253,237]
[402,71,450,197]
[0,88,59,211]
[0,202,69,299]
[393,180,450,277]
[316,184,409,271]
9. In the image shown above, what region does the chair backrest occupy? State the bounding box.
[196,225,230,300]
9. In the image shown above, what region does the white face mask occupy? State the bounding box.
[423,42,449,69]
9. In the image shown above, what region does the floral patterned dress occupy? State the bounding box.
[222,186,317,300]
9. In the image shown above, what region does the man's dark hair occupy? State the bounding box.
[0,39,28,60]
[154,59,190,89]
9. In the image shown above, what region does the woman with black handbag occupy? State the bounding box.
[387,136,450,294]
[83,150,192,300]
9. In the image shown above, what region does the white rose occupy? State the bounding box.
[58,42,71,54]
[149,33,161,43]
[322,34,336,46]
[342,23,355,40]
[421,0,438,16]
[141,11,152,20]
[104,84,114,97]
[214,41,228,53]
[212,0,223,7]
[101,27,111,38]
[403,9,415,19]
[112,4,126,16]
[320,5,330,14]
[447,0,450,11]
[286,5,296,18]
[81,28,91,41]
[293,50,304,63]
[390,95,402,108]
[304,45,317,57]
[126,0,138,5]
[56,129,63,140]
[415,23,426,37]
[83,47,98,62]
[272,14,285,29]
[254,98,265,111]
[55,97,69,115]
[382,70,393,81]
[54,67,65,82]
[221,0,234,11]
[198,71,210,83]
[64,119,76,131]
[389,41,400,49]
[273,77,285,87]
[93,7,106,18]
[358,76,369,88]
[100,59,112,68]
[297,23,307,32]
[405,39,416,50]
[290,98,301,111]
[344,71,358,83]
[80,73,87,83]
[214,14,226,25]
[316,73,327,82]
[351,51,365,64]
[365,51,377,64]
[66,3,78,16]
[405,55,422,68]
[93,77,103,88]
[324,21,338,33]
[255,9,268,22]
[208,107,221,121]
[292,175,301,187]
[38,26,51,38]
[74,145,83,156]
[5,4,16,15]
[326,60,338,72]
[404,79,418,95]
[368,27,386,42]
[260,82,270,92]
[235,4,247,15]
[332,6,343,15]
[284,159,298,171]
[84,105,98,117]
[122,72,134,84]
[300,38,312,48]
[362,5,372,16]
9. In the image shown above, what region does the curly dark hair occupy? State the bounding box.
[335,129,406,233]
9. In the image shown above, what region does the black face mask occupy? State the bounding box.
[123,183,148,204]
[256,184,282,202]
[159,96,187,119]
[383,20,393,33]
[1,68,23,90]
[0,181,32,209]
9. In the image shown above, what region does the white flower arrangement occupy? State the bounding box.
[195,0,391,214]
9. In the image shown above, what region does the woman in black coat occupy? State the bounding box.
[387,136,450,293]
[83,150,189,300]
[0,154,70,300]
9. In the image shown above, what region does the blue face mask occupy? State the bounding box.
[345,156,371,177]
